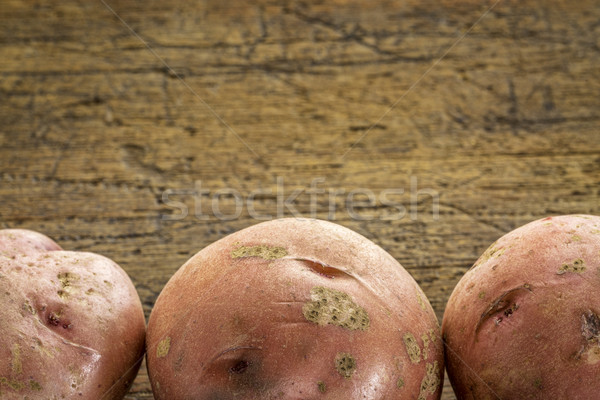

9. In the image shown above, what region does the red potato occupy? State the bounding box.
[147,218,443,399]
[442,215,600,399]
[0,229,146,399]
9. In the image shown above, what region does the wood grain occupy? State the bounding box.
[1,0,599,398]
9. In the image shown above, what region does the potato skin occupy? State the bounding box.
[0,229,146,399]
[442,215,600,400]
[147,218,443,399]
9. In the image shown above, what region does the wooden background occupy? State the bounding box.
[1,0,599,398]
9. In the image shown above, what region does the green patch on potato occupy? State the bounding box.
[58,272,79,287]
[11,343,22,374]
[22,300,34,315]
[302,286,369,331]
[415,288,427,311]
[421,333,431,360]
[231,245,287,260]
[429,329,437,342]
[418,362,440,400]
[472,242,507,270]
[56,272,81,300]
[397,377,405,388]
[557,258,586,274]
[403,332,421,364]
[157,337,171,358]
[29,379,42,391]
[334,353,356,379]
[317,380,326,393]
[0,376,25,391]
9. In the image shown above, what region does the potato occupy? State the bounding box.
[147,218,443,399]
[442,215,600,399]
[0,229,146,399]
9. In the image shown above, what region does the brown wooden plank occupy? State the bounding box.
[1,0,599,398]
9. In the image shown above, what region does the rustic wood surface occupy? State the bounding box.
[1,0,599,398]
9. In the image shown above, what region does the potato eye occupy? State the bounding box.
[229,360,250,374]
